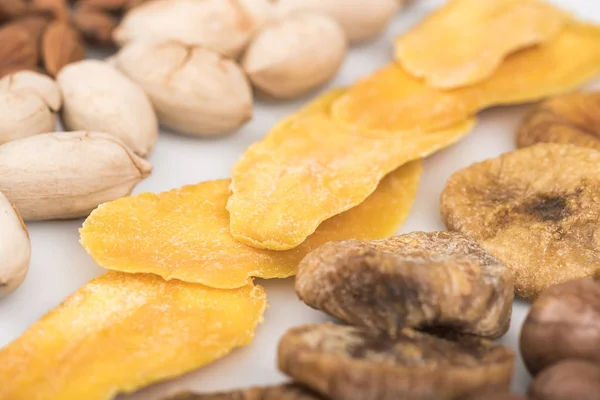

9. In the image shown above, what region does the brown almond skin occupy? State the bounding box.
[6,14,52,48]
[29,0,69,21]
[166,384,325,400]
[520,278,600,375]
[42,21,86,77]
[278,323,515,400]
[0,24,37,78]
[76,0,127,11]
[0,0,27,22]
[528,360,600,400]
[463,390,527,400]
[72,8,117,46]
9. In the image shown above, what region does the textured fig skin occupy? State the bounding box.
[278,323,515,400]
[520,278,600,375]
[167,384,324,400]
[528,360,600,400]
[296,232,513,338]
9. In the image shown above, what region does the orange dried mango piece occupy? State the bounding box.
[395,0,567,89]
[227,88,474,250]
[334,23,600,134]
[0,272,266,400]
[80,159,422,289]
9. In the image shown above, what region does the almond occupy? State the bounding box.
[72,8,117,46]
[29,0,69,21]
[42,21,86,77]
[76,0,127,12]
[0,25,38,78]
[0,0,27,22]
[6,14,52,48]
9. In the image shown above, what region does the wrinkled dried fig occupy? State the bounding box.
[441,143,600,301]
[278,323,515,400]
[296,232,513,338]
[528,360,600,400]
[167,384,324,400]
[520,278,600,375]
[517,92,600,150]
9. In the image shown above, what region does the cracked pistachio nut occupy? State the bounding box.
[57,60,158,157]
[0,191,30,298]
[115,41,253,137]
[275,0,401,43]
[0,71,61,145]
[0,131,152,221]
[243,11,347,99]
[113,0,274,58]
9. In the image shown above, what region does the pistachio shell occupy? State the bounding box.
[243,12,347,99]
[0,131,152,221]
[0,70,62,112]
[57,60,158,157]
[115,41,252,137]
[275,0,400,43]
[113,0,273,57]
[0,192,30,298]
[0,90,55,145]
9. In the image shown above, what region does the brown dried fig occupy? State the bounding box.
[72,8,117,46]
[528,360,600,400]
[278,323,515,400]
[296,232,513,338]
[167,384,325,400]
[520,278,600,375]
[441,143,600,301]
[517,92,600,151]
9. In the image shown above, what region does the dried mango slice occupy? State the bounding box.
[395,0,567,89]
[80,160,422,289]
[334,23,600,134]
[0,272,267,400]
[228,89,474,250]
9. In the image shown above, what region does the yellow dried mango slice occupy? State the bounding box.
[334,23,600,134]
[227,89,474,250]
[80,160,422,289]
[0,272,266,400]
[395,0,567,89]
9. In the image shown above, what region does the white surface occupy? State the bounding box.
[1,0,599,398]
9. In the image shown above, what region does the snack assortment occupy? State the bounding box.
[2,0,600,399]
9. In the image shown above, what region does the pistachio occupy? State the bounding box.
[0,131,152,221]
[57,60,158,157]
[275,0,401,43]
[113,0,274,58]
[115,41,252,137]
[243,11,347,99]
[0,191,30,298]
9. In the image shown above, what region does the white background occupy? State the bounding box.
[1,0,599,398]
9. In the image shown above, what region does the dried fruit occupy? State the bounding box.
[296,232,513,338]
[0,191,30,298]
[41,21,86,77]
[113,0,273,58]
[58,60,158,157]
[333,23,600,134]
[441,143,600,301]
[0,24,38,77]
[517,92,600,150]
[0,272,267,399]
[529,360,600,400]
[242,12,346,99]
[0,70,62,111]
[167,384,324,400]
[0,131,152,221]
[228,88,474,250]
[275,0,400,43]
[520,279,600,375]
[80,160,422,289]
[72,8,118,46]
[395,0,567,89]
[115,41,252,137]
[278,323,515,400]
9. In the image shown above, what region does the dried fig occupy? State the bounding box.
[167,384,325,400]
[296,232,513,338]
[441,143,600,301]
[278,323,515,400]
[528,360,600,400]
[517,92,600,150]
[520,278,600,375]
